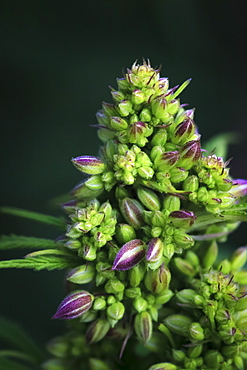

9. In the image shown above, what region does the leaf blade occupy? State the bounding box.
[0,235,58,251]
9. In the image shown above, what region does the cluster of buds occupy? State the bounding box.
[49,61,247,370]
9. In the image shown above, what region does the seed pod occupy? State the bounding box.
[145,265,171,294]
[115,223,136,244]
[164,314,192,336]
[169,210,196,229]
[107,302,125,322]
[52,291,94,320]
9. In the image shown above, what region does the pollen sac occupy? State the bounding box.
[52,291,94,320]
[112,239,146,271]
[71,156,105,175]
[169,210,196,229]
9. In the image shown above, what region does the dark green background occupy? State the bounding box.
[1,0,247,348]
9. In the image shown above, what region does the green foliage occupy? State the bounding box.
[0,235,58,250]
[0,207,65,228]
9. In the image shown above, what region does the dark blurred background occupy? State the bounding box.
[1,0,247,349]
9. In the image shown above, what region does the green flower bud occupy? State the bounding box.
[187,344,203,359]
[118,99,133,116]
[70,179,103,199]
[41,359,67,370]
[79,310,97,323]
[151,128,167,147]
[163,195,181,212]
[233,355,244,370]
[132,89,145,104]
[148,363,177,370]
[119,198,144,229]
[128,262,146,287]
[163,243,175,259]
[110,116,128,131]
[155,289,174,305]
[133,297,148,313]
[169,210,196,229]
[102,101,117,116]
[202,241,218,269]
[185,250,199,268]
[115,223,136,244]
[65,239,81,250]
[231,247,247,271]
[173,229,194,249]
[183,175,199,192]
[127,121,153,147]
[167,99,180,115]
[93,297,106,311]
[169,166,189,183]
[66,265,95,284]
[173,258,196,277]
[164,314,193,336]
[105,278,125,294]
[89,358,111,370]
[107,302,125,325]
[150,145,164,162]
[144,265,171,293]
[86,319,110,344]
[71,156,105,175]
[235,294,247,311]
[125,287,141,299]
[151,95,169,121]
[172,349,185,363]
[140,107,152,122]
[204,350,224,369]
[111,89,125,102]
[137,187,161,211]
[82,243,97,261]
[96,110,109,125]
[217,259,232,274]
[134,311,153,344]
[176,289,199,307]
[189,322,204,341]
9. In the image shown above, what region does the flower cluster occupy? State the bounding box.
[46,61,247,369]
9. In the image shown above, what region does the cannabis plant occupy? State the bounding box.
[1,61,247,370]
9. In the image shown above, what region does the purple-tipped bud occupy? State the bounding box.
[119,198,144,229]
[178,140,201,169]
[169,210,196,229]
[110,116,128,131]
[146,238,164,267]
[154,151,180,171]
[231,179,247,198]
[112,239,145,271]
[172,118,195,145]
[71,156,105,175]
[148,363,177,370]
[52,291,94,320]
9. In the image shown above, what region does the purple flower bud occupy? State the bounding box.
[172,118,195,145]
[169,210,196,228]
[71,156,105,175]
[146,238,164,265]
[52,291,94,320]
[179,140,201,169]
[154,151,180,171]
[231,179,247,198]
[112,239,145,271]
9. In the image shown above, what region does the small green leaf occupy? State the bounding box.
[0,357,34,370]
[0,207,65,228]
[0,255,78,271]
[0,316,44,364]
[0,235,58,251]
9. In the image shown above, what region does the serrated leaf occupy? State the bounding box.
[25,249,73,258]
[0,207,65,228]
[0,235,58,251]
[0,255,78,271]
[0,316,44,364]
